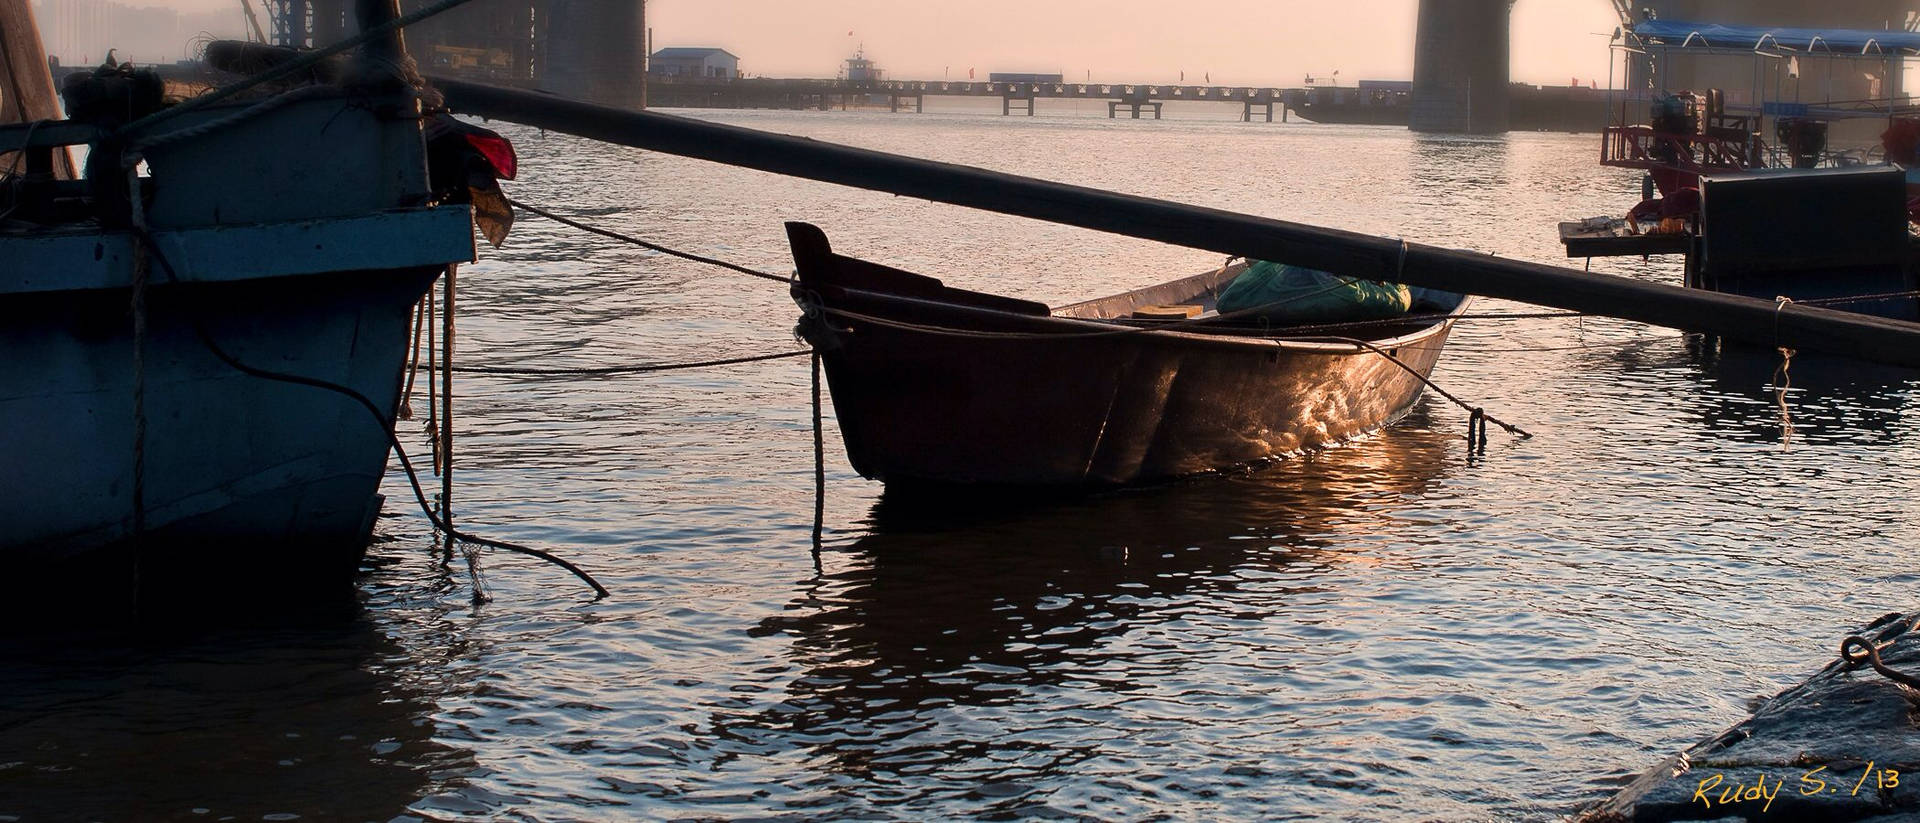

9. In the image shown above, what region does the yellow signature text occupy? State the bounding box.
[1691,763,1900,815]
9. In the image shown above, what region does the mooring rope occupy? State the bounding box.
[126,225,609,600]
[440,264,457,542]
[1773,347,1796,450]
[446,349,810,376]
[512,199,1532,444]
[510,200,792,284]
[398,296,426,418]
[509,197,1589,335]
[811,352,826,571]
[123,163,153,607]
[1798,289,1920,308]
[1300,335,1530,440]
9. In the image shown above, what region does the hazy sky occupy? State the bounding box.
[146,1,1626,87]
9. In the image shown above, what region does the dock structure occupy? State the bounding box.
[1243,90,1284,122]
[1003,87,1036,116]
[650,77,1295,119]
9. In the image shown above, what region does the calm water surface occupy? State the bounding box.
[6,103,1920,821]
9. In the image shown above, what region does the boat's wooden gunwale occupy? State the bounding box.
[820,282,1469,355]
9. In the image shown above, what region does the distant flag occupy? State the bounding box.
[969,67,974,79]
[1591,79,1598,89]
[1180,70,1185,81]
[1205,72,1210,83]
[848,30,854,36]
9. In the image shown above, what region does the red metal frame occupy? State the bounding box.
[1600,125,1766,195]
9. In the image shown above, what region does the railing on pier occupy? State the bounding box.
[1600,125,1765,175]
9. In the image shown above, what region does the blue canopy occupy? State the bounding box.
[1633,19,1920,54]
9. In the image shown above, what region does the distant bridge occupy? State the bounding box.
[649,78,1307,121]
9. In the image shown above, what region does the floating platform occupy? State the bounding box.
[1580,612,1920,821]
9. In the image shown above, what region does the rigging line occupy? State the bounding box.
[445,349,811,376]
[117,0,486,138]
[509,200,792,284]
[126,225,609,600]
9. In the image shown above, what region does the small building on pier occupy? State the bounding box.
[650,47,738,80]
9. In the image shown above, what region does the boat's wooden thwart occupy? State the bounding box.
[431,77,1920,370]
[788,222,1470,487]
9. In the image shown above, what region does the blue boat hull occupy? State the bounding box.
[0,266,440,606]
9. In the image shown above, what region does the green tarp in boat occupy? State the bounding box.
[1215,260,1411,325]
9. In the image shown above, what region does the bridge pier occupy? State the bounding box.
[1242,98,1277,123]
[1411,0,1512,133]
[1003,93,1035,116]
[1108,96,1161,119]
[889,93,922,113]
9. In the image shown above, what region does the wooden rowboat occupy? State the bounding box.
[786,222,1472,488]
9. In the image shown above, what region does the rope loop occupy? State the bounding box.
[1841,635,1920,690]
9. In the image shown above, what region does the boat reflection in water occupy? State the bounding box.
[732,418,1454,797]
[0,604,472,821]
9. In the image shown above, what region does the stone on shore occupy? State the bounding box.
[1580,612,1920,822]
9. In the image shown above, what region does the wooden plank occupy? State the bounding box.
[433,77,1920,369]
[1557,221,1692,258]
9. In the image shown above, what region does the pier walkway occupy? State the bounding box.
[647,77,1299,121]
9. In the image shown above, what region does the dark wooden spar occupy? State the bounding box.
[431,78,1920,370]
[789,223,1469,487]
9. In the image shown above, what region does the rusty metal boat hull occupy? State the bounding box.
[787,222,1467,488]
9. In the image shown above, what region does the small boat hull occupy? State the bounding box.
[789,222,1464,488]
